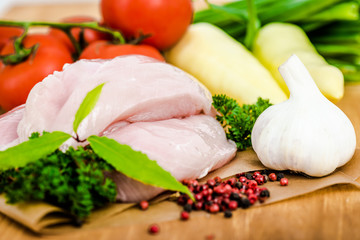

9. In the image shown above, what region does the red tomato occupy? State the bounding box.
[49,16,110,53]
[0,26,24,50]
[101,0,193,51]
[79,40,165,61]
[0,34,73,111]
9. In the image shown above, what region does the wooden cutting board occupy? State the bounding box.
[1,2,360,240]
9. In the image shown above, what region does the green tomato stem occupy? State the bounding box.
[0,20,126,63]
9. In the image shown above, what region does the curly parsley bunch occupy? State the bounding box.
[212,95,272,150]
[0,143,117,221]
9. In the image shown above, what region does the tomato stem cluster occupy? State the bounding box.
[0,25,38,65]
[0,20,125,64]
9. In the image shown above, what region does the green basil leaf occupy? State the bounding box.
[73,83,105,134]
[0,131,71,170]
[88,135,194,200]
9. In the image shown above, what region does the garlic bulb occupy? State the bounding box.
[251,55,356,177]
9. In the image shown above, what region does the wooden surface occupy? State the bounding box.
[1,3,360,240]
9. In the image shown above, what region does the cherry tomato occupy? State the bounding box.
[0,34,73,111]
[0,26,24,50]
[101,0,193,50]
[79,40,165,61]
[49,16,110,53]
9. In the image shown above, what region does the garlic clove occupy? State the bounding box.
[251,55,356,177]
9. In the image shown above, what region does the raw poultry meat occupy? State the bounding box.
[0,55,237,202]
[104,115,237,202]
[17,55,214,146]
[0,105,24,150]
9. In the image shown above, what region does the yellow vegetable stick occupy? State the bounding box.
[165,23,287,105]
[253,22,344,102]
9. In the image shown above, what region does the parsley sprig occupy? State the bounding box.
[0,136,117,221]
[212,95,272,150]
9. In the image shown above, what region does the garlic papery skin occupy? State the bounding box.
[251,55,356,177]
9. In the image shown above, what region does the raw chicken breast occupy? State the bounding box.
[0,105,24,149]
[17,55,213,144]
[104,115,237,202]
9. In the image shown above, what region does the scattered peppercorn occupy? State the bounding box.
[139,200,149,210]
[214,176,222,183]
[280,177,289,186]
[181,210,190,220]
[234,181,243,189]
[255,175,265,185]
[207,179,216,187]
[239,196,251,209]
[183,203,192,212]
[262,174,269,183]
[277,173,285,181]
[176,169,289,219]
[245,172,253,180]
[228,200,238,210]
[209,203,220,213]
[148,224,160,234]
[268,173,277,181]
[260,189,270,198]
[224,210,233,218]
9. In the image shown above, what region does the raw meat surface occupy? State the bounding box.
[17,55,214,145]
[104,115,237,202]
[0,105,24,149]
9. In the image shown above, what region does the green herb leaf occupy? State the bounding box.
[0,131,71,171]
[88,135,194,200]
[73,83,105,134]
[212,95,272,150]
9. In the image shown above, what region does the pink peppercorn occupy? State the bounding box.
[189,179,199,187]
[269,173,277,181]
[214,185,226,195]
[209,204,220,213]
[207,179,216,187]
[239,176,247,183]
[223,192,231,199]
[221,198,230,206]
[213,196,223,205]
[182,179,189,185]
[255,175,265,185]
[226,177,236,186]
[248,194,258,204]
[228,200,238,210]
[245,188,254,196]
[202,189,210,196]
[248,180,258,189]
[280,178,289,186]
[148,224,160,234]
[194,201,203,210]
[195,193,203,201]
[224,184,233,193]
[253,171,261,178]
[139,200,149,210]
[181,211,190,220]
[201,184,209,191]
[214,176,222,183]
[204,194,212,202]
